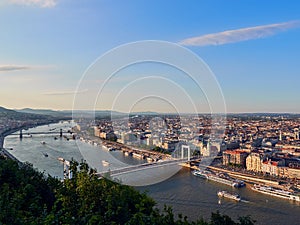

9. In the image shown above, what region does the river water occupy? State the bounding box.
[4,122,300,225]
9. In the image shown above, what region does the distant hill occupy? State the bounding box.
[16,108,68,117]
[15,108,163,119]
[0,106,49,120]
[0,106,16,114]
[9,108,300,119]
[130,111,159,116]
[15,108,125,119]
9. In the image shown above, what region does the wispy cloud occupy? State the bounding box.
[43,89,89,96]
[179,20,300,46]
[0,65,31,72]
[0,64,55,72]
[8,0,57,8]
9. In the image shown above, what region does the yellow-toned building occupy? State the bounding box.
[246,152,263,172]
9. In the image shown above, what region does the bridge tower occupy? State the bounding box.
[19,129,23,139]
[60,129,63,137]
[181,145,191,161]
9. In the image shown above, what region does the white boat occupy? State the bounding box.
[192,169,210,179]
[217,190,241,201]
[132,152,144,159]
[192,170,245,188]
[251,184,300,202]
[57,157,65,162]
[208,173,245,188]
[41,141,46,144]
[102,160,110,166]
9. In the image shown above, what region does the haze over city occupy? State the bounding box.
[1,0,300,113]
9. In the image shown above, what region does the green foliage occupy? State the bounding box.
[152,146,170,155]
[0,156,60,225]
[0,156,255,225]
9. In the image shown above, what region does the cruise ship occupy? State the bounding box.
[217,190,241,201]
[192,169,245,188]
[251,184,300,202]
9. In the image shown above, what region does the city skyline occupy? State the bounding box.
[1,0,300,113]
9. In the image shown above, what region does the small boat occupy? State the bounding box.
[57,157,70,166]
[192,169,210,179]
[43,153,48,157]
[132,152,144,159]
[102,160,110,166]
[41,141,46,145]
[57,157,65,162]
[217,190,241,201]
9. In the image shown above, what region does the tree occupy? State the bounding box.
[0,156,256,225]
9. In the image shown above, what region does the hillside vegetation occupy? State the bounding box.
[0,156,255,225]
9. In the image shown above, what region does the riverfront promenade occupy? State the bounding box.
[78,130,172,162]
[0,131,22,163]
[181,160,296,191]
[206,166,280,186]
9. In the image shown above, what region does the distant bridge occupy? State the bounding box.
[13,131,72,135]
[96,145,198,177]
[8,129,73,138]
[96,156,199,177]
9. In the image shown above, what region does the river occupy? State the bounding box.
[4,122,300,225]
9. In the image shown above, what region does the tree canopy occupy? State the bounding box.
[0,156,255,225]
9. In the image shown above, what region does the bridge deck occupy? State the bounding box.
[97,157,199,177]
[9,131,71,135]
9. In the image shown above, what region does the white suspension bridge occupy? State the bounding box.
[95,145,200,178]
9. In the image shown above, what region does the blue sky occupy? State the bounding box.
[0,0,300,113]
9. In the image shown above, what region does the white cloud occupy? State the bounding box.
[0,65,31,72]
[8,0,57,8]
[179,20,300,46]
[43,89,89,96]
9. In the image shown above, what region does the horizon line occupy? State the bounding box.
[9,107,300,115]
